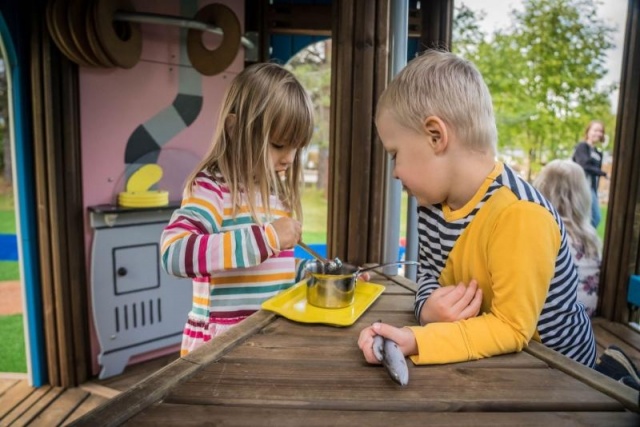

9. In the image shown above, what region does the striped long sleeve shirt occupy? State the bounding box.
[408,162,596,368]
[160,170,305,355]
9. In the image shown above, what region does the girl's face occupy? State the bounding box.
[376,111,448,206]
[269,142,297,173]
[586,122,605,144]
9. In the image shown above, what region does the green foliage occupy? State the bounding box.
[287,42,332,149]
[0,314,27,373]
[454,0,616,178]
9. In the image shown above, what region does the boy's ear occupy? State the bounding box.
[422,116,448,154]
[224,114,237,137]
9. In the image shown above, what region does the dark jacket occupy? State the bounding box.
[572,141,605,191]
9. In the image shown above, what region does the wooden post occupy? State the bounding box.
[31,5,89,387]
[599,0,640,323]
[328,0,390,266]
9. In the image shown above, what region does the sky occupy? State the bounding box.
[463,0,629,112]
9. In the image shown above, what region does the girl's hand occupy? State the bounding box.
[358,322,418,364]
[271,217,302,250]
[419,279,482,325]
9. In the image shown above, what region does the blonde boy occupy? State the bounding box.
[358,50,596,367]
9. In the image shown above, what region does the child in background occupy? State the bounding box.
[533,159,601,317]
[357,50,597,368]
[534,161,640,391]
[161,63,314,356]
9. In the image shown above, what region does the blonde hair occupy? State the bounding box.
[377,50,497,154]
[185,63,314,222]
[533,159,601,258]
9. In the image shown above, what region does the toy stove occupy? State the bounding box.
[89,204,191,379]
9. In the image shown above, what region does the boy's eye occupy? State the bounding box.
[271,143,285,150]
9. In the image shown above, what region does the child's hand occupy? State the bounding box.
[358,322,418,364]
[419,279,482,325]
[358,272,371,282]
[271,217,302,250]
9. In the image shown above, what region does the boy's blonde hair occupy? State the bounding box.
[533,159,601,258]
[377,50,497,154]
[185,63,314,222]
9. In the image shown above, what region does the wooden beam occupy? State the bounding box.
[328,0,390,266]
[419,0,453,52]
[30,5,90,387]
[266,4,332,36]
[600,0,640,323]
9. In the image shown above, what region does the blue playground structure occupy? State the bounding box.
[0,234,18,261]
[295,242,406,262]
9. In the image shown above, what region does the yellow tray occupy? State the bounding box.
[261,280,385,327]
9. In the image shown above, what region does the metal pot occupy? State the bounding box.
[305,261,418,309]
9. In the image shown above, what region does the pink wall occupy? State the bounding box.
[79,0,244,374]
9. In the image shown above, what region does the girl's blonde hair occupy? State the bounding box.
[533,159,601,258]
[377,50,497,155]
[185,63,314,222]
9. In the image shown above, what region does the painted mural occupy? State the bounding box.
[77,0,245,375]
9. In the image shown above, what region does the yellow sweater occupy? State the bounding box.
[409,162,596,367]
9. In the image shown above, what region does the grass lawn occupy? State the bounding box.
[0,184,25,374]
[0,262,19,281]
[0,314,27,373]
[1,186,19,281]
[0,211,16,234]
[301,187,328,243]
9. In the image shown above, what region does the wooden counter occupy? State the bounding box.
[71,273,640,426]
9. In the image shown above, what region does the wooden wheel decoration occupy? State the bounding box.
[187,3,241,76]
[93,0,142,69]
[46,0,142,69]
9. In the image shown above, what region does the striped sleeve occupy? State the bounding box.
[414,273,441,324]
[160,176,278,278]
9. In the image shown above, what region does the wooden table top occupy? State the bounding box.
[73,273,640,426]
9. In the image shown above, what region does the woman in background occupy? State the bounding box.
[572,120,608,228]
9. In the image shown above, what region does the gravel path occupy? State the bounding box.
[0,281,22,315]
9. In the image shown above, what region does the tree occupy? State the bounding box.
[454,0,615,179]
[287,40,332,192]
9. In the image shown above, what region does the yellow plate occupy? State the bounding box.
[261,280,385,327]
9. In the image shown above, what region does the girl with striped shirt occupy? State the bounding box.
[161,63,314,356]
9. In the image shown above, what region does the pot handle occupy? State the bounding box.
[355,261,419,276]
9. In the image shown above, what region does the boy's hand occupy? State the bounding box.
[271,217,301,250]
[419,279,482,325]
[358,322,418,364]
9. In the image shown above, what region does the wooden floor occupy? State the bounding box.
[0,353,179,426]
[1,318,638,426]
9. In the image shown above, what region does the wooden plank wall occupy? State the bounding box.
[418,0,453,51]
[328,0,390,266]
[600,0,640,323]
[30,3,90,387]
